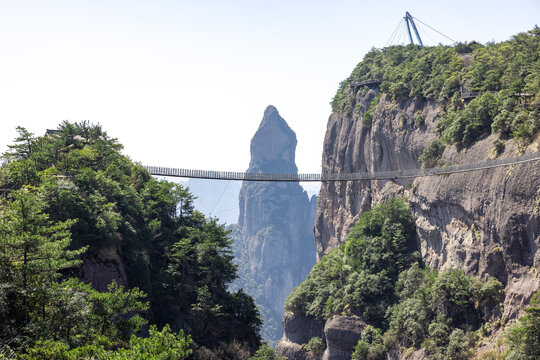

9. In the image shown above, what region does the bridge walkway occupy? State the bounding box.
[144,151,540,182]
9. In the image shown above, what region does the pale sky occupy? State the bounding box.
[1,0,539,176]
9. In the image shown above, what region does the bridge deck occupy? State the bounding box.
[144,152,540,182]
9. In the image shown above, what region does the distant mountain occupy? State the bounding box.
[234,105,317,344]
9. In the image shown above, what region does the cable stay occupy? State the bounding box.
[386,11,455,47]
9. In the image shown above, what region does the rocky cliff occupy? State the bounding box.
[278,33,540,359]
[314,91,540,320]
[279,92,540,359]
[237,105,317,343]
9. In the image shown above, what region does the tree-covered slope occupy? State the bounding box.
[0,121,261,359]
[283,199,530,359]
[332,27,539,165]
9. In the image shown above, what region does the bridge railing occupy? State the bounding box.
[144,151,540,182]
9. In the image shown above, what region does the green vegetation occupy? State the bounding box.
[414,111,426,127]
[302,336,325,356]
[362,93,380,128]
[352,325,385,360]
[505,290,540,360]
[331,28,540,167]
[476,290,540,360]
[19,325,192,360]
[0,122,261,358]
[249,344,285,360]
[285,198,417,325]
[286,198,505,359]
[386,265,503,359]
[418,139,446,168]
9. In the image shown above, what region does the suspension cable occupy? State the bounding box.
[411,15,455,43]
[386,18,405,47]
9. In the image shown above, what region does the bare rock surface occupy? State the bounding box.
[238,106,317,342]
[282,312,325,344]
[277,313,365,360]
[80,248,128,292]
[276,340,311,360]
[322,315,365,360]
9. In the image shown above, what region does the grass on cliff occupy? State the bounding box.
[331,27,540,167]
[285,198,505,359]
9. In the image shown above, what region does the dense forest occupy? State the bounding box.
[0,122,264,359]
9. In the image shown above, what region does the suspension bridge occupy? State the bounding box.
[143,13,540,183]
[144,151,540,182]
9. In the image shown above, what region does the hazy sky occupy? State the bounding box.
[1,0,539,177]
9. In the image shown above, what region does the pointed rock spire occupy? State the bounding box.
[248,105,298,174]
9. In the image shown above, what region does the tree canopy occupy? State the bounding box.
[0,121,261,358]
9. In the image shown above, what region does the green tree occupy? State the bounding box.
[352,325,385,360]
[1,121,263,356]
[0,187,82,346]
[3,127,35,161]
[506,291,540,360]
[250,344,285,360]
[22,324,192,360]
[418,139,445,168]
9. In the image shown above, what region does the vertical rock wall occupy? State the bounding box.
[279,86,540,360]
[315,89,540,319]
[238,105,317,342]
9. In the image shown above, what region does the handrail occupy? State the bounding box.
[143,152,540,182]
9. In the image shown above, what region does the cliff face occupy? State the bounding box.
[237,106,317,342]
[315,90,540,317]
[278,87,539,359]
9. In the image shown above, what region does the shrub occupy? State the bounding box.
[418,139,445,168]
[489,138,505,159]
[302,337,325,355]
[506,290,540,360]
[250,344,286,360]
[285,198,417,322]
[331,27,540,148]
[414,111,426,127]
[362,94,380,128]
[352,326,385,360]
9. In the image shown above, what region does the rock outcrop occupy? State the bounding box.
[80,251,128,292]
[322,315,365,360]
[276,312,365,360]
[237,105,317,342]
[276,312,324,360]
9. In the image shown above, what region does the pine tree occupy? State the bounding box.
[3,127,35,161]
[0,187,83,345]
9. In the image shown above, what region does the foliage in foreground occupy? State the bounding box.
[249,344,286,360]
[0,122,261,357]
[20,325,192,360]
